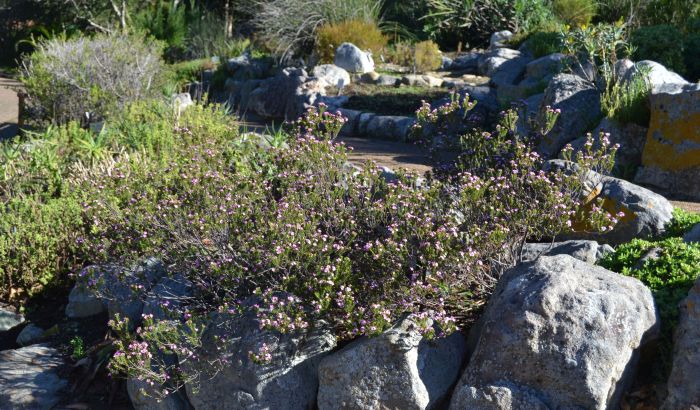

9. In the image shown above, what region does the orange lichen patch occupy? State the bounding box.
[642,91,700,172]
[571,188,636,233]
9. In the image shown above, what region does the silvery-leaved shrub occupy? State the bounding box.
[20,33,165,125]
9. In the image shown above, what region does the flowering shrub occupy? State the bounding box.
[75,98,618,398]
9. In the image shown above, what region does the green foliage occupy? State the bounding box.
[523,31,564,58]
[132,0,188,51]
[413,40,443,72]
[315,19,388,63]
[600,64,651,126]
[684,32,700,82]
[423,0,555,49]
[600,237,699,336]
[342,83,449,115]
[383,40,443,73]
[20,33,165,125]
[0,99,235,300]
[665,208,700,238]
[249,0,385,62]
[0,196,85,299]
[69,336,86,360]
[630,25,686,75]
[552,0,597,27]
[166,59,217,89]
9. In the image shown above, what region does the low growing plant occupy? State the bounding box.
[665,208,700,238]
[85,96,619,399]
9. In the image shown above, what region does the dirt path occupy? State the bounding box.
[0,77,20,139]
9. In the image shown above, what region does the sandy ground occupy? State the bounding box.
[0,77,20,139]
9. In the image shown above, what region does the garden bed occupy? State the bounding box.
[340,83,450,116]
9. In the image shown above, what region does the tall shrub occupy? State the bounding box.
[315,19,387,63]
[20,33,165,125]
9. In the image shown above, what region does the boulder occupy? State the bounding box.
[683,223,700,243]
[440,55,453,71]
[337,108,362,137]
[16,324,45,347]
[172,93,193,112]
[489,55,532,89]
[182,307,336,410]
[662,276,700,409]
[364,115,415,142]
[0,344,68,409]
[537,74,601,158]
[313,64,351,89]
[143,274,193,321]
[376,74,400,86]
[0,308,24,331]
[450,255,659,410]
[247,68,326,120]
[490,30,514,49]
[625,60,690,93]
[334,43,375,74]
[566,117,647,177]
[226,53,273,81]
[582,174,674,245]
[634,84,700,200]
[478,48,523,77]
[521,240,610,264]
[360,71,381,84]
[451,52,481,72]
[65,285,105,319]
[525,53,566,81]
[401,74,443,88]
[318,316,467,410]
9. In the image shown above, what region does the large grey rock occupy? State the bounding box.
[0,307,24,331]
[521,240,608,264]
[337,108,362,137]
[318,316,467,410]
[65,285,105,319]
[683,223,700,243]
[376,74,400,86]
[313,64,351,89]
[0,344,68,409]
[334,43,375,73]
[364,115,415,142]
[226,53,273,81]
[537,74,601,158]
[451,52,481,72]
[143,274,193,321]
[626,60,689,93]
[478,48,523,77]
[662,277,700,409]
[525,53,566,80]
[182,306,336,410]
[570,173,674,245]
[490,56,532,89]
[566,117,647,177]
[401,74,443,88]
[450,255,659,410]
[248,68,326,120]
[490,30,514,49]
[16,324,45,347]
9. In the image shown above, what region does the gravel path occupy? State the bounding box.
[0,77,20,139]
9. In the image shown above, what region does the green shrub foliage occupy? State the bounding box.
[665,208,700,238]
[630,24,686,75]
[20,33,165,125]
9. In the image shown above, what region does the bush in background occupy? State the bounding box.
[423,0,555,49]
[551,0,597,27]
[630,24,686,75]
[315,19,387,63]
[384,40,443,73]
[20,33,165,125]
[601,64,651,126]
[248,0,384,63]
